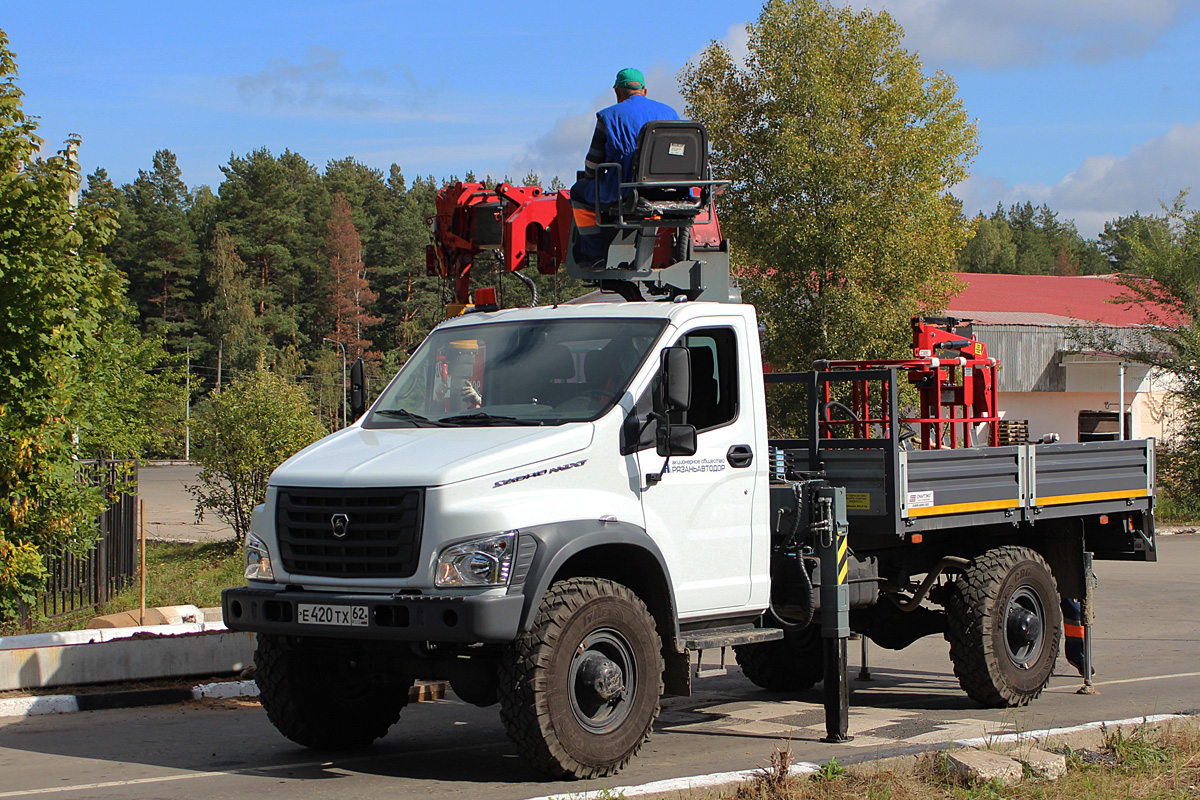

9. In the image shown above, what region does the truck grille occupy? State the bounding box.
[275,487,424,578]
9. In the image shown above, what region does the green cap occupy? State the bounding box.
[614,68,645,90]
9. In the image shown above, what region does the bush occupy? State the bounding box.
[189,368,326,541]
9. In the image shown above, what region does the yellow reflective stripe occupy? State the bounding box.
[907,498,1018,518]
[837,536,848,584]
[1037,489,1147,507]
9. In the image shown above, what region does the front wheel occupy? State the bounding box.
[945,546,1062,707]
[255,634,413,750]
[498,577,664,779]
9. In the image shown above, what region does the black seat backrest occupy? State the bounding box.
[687,346,721,431]
[533,344,577,405]
[631,120,708,185]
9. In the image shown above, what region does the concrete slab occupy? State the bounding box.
[945,749,1023,785]
[1020,746,1067,779]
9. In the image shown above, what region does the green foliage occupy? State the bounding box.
[1103,196,1200,515]
[812,757,848,781]
[1101,724,1174,774]
[0,30,120,618]
[681,0,978,384]
[0,539,243,636]
[76,320,187,459]
[189,368,326,541]
[118,149,201,351]
[957,202,1108,276]
[1099,212,1169,272]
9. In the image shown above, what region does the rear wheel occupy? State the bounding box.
[254,634,412,750]
[734,624,825,692]
[945,546,1061,707]
[498,577,663,779]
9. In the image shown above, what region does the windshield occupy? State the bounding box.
[365,317,667,427]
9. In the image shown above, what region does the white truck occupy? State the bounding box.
[223,300,1155,779]
[223,120,1155,779]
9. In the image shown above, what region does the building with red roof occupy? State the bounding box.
[946,273,1173,444]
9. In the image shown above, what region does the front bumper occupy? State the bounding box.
[222,586,524,643]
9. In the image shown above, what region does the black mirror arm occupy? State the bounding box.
[645,457,671,487]
[644,410,671,488]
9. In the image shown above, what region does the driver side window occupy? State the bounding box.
[621,327,739,453]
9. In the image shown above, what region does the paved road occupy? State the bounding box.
[138,465,233,543]
[3,535,1195,800]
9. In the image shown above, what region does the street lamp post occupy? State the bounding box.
[323,337,348,428]
[185,342,191,460]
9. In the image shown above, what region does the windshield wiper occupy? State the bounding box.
[438,411,542,426]
[373,409,451,427]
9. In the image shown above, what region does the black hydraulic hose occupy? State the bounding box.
[512,270,538,306]
[766,552,815,631]
[822,401,861,425]
[766,481,816,631]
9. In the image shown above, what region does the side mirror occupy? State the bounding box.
[657,423,697,457]
[661,346,691,412]
[349,358,368,421]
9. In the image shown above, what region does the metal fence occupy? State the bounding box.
[36,459,139,619]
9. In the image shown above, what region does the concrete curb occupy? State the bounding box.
[0,622,255,692]
[522,713,1199,800]
[0,680,260,718]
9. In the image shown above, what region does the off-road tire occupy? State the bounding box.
[255,633,412,750]
[734,624,825,691]
[945,546,1062,707]
[498,577,664,779]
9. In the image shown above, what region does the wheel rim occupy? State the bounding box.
[568,627,637,734]
[1004,586,1046,667]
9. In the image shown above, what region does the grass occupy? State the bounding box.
[2,540,243,636]
[1150,493,1200,526]
[720,722,1199,800]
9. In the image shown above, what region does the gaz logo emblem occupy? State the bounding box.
[331,513,351,539]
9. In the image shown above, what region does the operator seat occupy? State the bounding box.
[621,120,711,225]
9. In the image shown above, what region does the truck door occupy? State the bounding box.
[635,322,758,616]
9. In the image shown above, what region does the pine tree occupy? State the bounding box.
[326,194,381,362]
[120,150,201,350]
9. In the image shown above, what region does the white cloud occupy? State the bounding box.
[954,122,1200,236]
[236,45,412,115]
[864,0,1199,68]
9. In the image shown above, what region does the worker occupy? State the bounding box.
[571,68,680,268]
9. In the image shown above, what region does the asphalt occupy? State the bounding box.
[138,464,233,542]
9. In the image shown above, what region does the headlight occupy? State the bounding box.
[244,534,275,582]
[435,531,517,588]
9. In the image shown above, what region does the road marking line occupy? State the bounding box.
[1091,671,1200,687]
[0,742,508,797]
[521,763,820,800]
[0,771,227,797]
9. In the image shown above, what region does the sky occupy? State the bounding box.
[5,0,1200,238]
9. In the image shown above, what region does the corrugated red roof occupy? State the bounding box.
[947,273,1155,327]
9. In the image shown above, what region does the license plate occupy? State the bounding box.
[296,603,369,627]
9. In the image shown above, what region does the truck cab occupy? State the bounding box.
[223,301,776,779]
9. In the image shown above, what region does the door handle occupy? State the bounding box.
[727,444,753,468]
